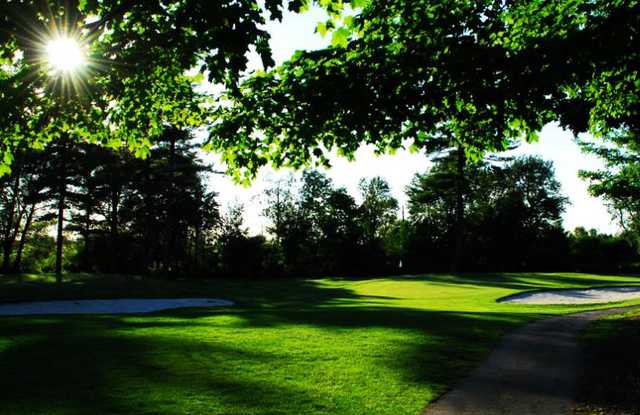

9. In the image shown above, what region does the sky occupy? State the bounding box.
[204,6,619,235]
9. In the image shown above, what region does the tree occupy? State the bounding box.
[356,176,398,271]
[31,137,87,281]
[481,156,568,270]
[0,0,346,173]
[407,155,568,271]
[40,129,220,276]
[320,187,364,274]
[106,128,219,274]
[407,154,487,270]
[0,148,43,273]
[210,1,638,184]
[261,170,369,276]
[569,227,638,273]
[579,132,640,248]
[215,203,267,277]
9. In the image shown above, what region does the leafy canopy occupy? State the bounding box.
[210,0,639,181]
[0,0,346,173]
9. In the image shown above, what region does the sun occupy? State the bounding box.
[45,37,85,74]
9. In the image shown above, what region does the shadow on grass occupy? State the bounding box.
[574,316,640,414]
[0,299,536,414]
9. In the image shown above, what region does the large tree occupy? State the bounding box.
[0,0,347,172]
[210,0,638,181]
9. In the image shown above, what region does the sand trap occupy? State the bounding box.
[501,286,640,305]
[0,298,234,316]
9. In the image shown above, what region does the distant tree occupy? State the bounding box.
[407,154,489,271]
[216,203,267,277]
[569,227,638,273]
[358,177,398,246]
[262,170,371,276]
[0,148,43,273]
[356,177,398,272]
[479,156,568,270]
[30,137,89,281]
[112,128,219,274]
[407,155,568,271]
[320,187,364,274]
[262,174,299,247]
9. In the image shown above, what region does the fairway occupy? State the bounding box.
[1,272,639,415]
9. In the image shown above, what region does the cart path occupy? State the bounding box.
[423,306,639,415]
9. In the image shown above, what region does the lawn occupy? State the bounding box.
[0,272,639,415]
[574,307,640,415]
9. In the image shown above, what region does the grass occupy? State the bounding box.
[0,272,639,415]
[573,308,640,415]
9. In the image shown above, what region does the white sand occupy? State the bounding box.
[501,286,640,305]
[0,298,234,316]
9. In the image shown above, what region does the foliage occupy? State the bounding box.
[0,130,220,275]
[358,176,398,246]
[0,0,346,173]
[210,0,639,181]
[262,170,369,275]
[3,147,637,276]
[579,131,640,247]
[407,155,569,271]
[569,227,638,273]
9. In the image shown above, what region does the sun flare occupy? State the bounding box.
[45,37,84,73]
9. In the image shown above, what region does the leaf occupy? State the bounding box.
[331,27,350,48]
[316,22,329,37]
[350,0,368,9]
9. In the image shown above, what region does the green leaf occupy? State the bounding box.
[316,22,329,37]
[331,27,350,48]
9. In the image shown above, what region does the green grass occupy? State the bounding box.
[1,272,639,415]
[574,308,640,415]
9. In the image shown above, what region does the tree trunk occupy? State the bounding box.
[55,140,67,283]
[109,191,120,273]
[165,133,177,272]
[451,146,465,273]
[1,163,23,272]
[55,190,65,281]
[12,203,35,272]
[1,243,11,273]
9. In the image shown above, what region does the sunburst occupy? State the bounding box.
[45,36,86,75]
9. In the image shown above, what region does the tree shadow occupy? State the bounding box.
[574,317,640,414]
[0,313,536,413]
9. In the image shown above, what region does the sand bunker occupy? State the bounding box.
[0,298,234,316]
[501,286,640,305]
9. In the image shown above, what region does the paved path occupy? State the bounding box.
[423,306,639,415]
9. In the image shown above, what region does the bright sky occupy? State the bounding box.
[205,6,619,235]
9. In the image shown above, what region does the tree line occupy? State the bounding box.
[2,133,637,278]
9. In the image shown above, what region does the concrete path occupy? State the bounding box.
[0,298,234,316]
[423,306,639,415]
